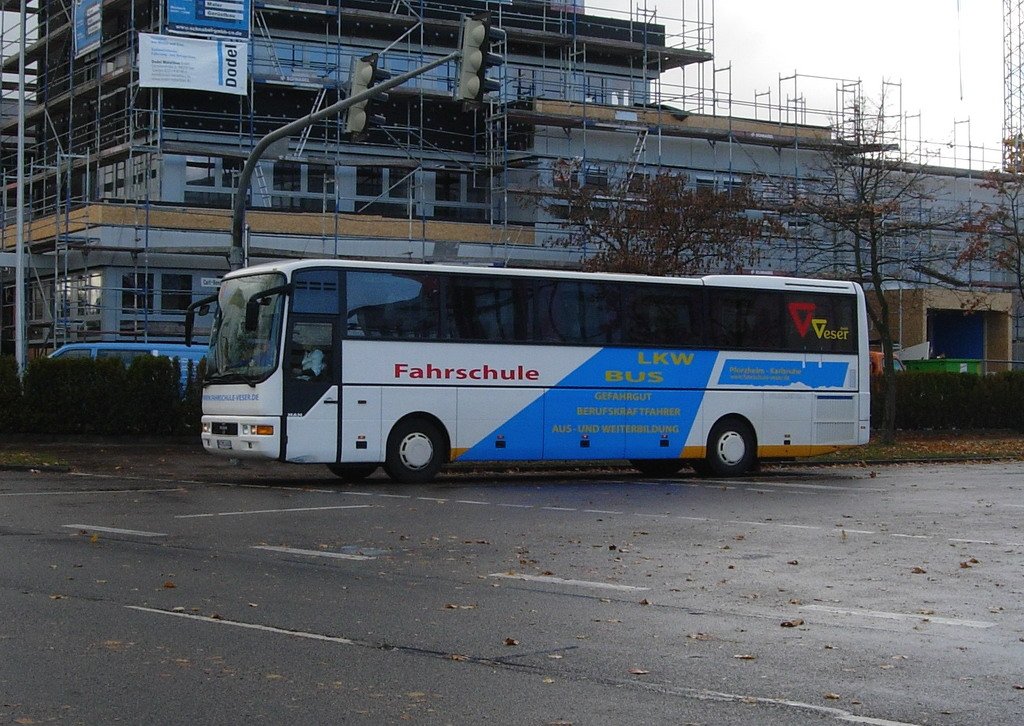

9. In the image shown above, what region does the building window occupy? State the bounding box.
[273,161,302,191]
[356,167,383,197]
[436,171,461,202]
[161,274,194,312]
[122,273,154,313]
[388,168,411,200]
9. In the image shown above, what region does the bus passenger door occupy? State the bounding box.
[282,318,339,463]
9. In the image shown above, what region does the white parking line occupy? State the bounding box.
[948,538,995,545]
[253,545,375,561]
[633,682,922,726]
[126,606,355,644]
[800,604,995,629]
[3,488,183,497]
[63,524,167,537]
[490,573,649,592]
[176,505,371,519]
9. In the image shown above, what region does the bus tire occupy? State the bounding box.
[326,463,379,481]
[630,459,684,477]
[384,417,446,484]
[704,417,756,477]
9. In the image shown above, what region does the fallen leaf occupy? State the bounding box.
[49,594,65,600]
[639,598,652,606]
[780,619,804,628]
[1014,684,1024,690]
[628,668,650,675]
[733,654,757,660]
[406,692,426,699]
[548,654,564,659]
[687,633,713,641]
[960,561,973,569]
[443,603,477,610]
[449,654,469,661]
[787,560,799,566]
[911,566,927,574]
[163,581,176,589]
[823,693,841,700]
[542,677,555,684]
[504,637,518,646]
[89,534,99,544]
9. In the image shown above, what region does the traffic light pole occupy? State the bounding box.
[229,50,460,270]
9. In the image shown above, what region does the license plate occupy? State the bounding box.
[217,439,232,450]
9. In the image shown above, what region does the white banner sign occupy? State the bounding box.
[138,33,248,96]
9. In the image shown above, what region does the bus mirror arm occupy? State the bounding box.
[185,294,219,346]
[244,284,291,332]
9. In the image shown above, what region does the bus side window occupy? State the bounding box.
[345,271,440,340]
[289,321,333,381]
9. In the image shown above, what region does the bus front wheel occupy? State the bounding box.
[704,417,756,477]
[326,463,379,481]
[384,418,446,484]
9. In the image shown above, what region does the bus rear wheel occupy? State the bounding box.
[704,417,756,477]
[630,459,684,477]
[326,463,378,481]
[384,418,446,484]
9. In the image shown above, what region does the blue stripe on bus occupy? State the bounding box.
[458,349,718,462]
[718,359,849,389]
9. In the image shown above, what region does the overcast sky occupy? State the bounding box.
[596,1,1004,169]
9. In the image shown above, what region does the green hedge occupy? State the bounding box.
[1,354,202,436]
[2,355,1024,436]
[873,371,1024,431]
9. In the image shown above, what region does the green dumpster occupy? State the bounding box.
[903,358,981,375]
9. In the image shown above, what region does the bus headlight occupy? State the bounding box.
[201,422,211,434]
[240,424,274,436]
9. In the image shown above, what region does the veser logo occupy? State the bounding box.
[788,302,816,337]
[788,301,850,341]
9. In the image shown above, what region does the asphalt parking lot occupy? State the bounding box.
[1,447,1023,724]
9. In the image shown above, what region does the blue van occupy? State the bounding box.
[49,342,206,389]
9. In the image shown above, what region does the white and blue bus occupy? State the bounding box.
[188,259,869,483]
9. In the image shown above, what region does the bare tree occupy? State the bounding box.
[795,90,965,443]
[547,168,779,276]
[958,153,1024,307]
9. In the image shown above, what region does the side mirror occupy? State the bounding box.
[243,283,291,333]
[244,298,260,332]
[185,293,218,346]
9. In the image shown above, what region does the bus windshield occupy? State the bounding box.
[207,272,286,383]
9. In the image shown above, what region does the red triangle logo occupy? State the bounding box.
[788,302,816,337]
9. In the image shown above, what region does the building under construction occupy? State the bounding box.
[0,0,1017,363]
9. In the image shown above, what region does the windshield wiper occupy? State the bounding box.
[206,371,262,388]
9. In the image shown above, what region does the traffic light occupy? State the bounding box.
[455,12,505,105]
[345,53,390,138]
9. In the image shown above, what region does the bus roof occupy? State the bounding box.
[222,259,860,293]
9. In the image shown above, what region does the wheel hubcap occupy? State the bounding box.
[716,431,746,466]
[399,432,433,470]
